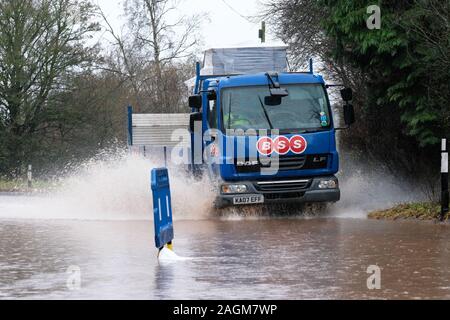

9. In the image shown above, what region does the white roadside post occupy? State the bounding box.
[441,139,449,221]
[27,165,32,189]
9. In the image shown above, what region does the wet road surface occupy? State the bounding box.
[1,211,449,299]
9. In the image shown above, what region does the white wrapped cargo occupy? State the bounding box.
[201,46,288,76]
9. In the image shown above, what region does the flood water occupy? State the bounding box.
[1,196,450,300]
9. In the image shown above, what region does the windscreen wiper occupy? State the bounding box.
[257,96,274,129]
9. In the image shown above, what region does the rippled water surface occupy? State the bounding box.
[1,195,449,300]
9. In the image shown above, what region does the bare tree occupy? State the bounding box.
[0,0,99,175]
[124,0,202,112]
[261,0,365,88]
[98,7,145,110]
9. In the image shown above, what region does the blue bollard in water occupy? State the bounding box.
[151,168,174,251]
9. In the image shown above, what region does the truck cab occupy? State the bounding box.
[188,47,355,208]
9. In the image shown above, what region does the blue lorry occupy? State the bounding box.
[187,47,355,208]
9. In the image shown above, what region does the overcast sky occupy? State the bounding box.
[95,0,283,50]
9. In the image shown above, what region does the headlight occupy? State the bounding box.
[221,184,248,194]
[318,179,338,189]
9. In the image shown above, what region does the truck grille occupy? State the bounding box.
[235,154,329,173]
[254,179,312,192]
[273,156,307,170]
[264,192,305,200]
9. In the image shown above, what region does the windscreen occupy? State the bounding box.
[221,84,331,133]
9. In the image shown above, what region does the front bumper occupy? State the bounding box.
[215,176,340,208]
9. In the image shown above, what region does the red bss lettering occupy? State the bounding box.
[257,136,307,155]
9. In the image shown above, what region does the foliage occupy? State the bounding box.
[0,0,197,176]
[265,0,449,182]
[101,0,202,113]
[0,0,99,176]
[320,0,449,147]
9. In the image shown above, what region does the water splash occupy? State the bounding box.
[158,247,192,263]
[328,160,427,218]
[0,150,215,221]
[0,148,426,221]
[216,203,327,221]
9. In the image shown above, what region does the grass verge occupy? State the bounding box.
[0,179,57,193]
[368,202,449,221]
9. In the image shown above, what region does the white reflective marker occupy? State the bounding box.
[166,195,170,218]
[27,165,32,180]
[158,198,162,221]
[443,139,448,174]
[442,153,449,174]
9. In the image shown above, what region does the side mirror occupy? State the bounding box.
[270,87,289,97]
[340,88,353,102]
[189,112,202,133]
[264,96,282,106]
[207,90,217,101]
[189,95,202,109]
[344,104,355,126]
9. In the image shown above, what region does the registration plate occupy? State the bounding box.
[233,195,265,205]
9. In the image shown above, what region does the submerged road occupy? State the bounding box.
[0,196,449,299]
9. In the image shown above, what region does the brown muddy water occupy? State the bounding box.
[1,195,449,300]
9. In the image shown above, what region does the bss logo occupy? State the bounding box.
[257,135,307,155]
